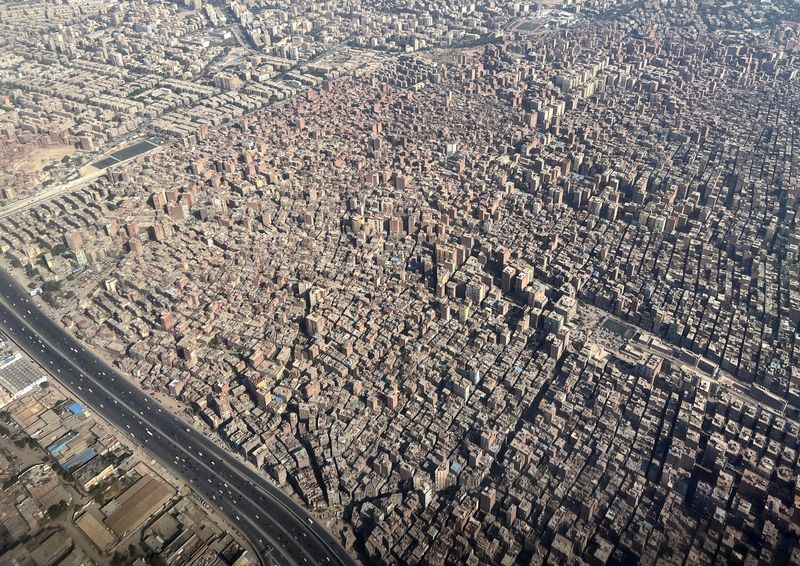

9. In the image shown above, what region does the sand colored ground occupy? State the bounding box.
[11,145,75,174]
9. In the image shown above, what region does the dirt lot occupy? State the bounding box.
[10,145,74,174]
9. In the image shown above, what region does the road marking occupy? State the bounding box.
[0,296,302,566]
[0,273,353,566]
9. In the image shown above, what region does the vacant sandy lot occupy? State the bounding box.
[11,145,75,174]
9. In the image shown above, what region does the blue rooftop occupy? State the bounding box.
[68,402,84,415]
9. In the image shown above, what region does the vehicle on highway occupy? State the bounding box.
[0,271,354,566]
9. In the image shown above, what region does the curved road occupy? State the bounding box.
[0,268,356,566]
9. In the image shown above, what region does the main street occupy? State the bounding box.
[0,268,356,566]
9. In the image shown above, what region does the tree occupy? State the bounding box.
[47,500,69,519]
[42,280,61,293]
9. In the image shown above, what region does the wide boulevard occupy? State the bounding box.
[0,267,356,566]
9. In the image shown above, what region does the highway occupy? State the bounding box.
[0,173,105,221]
[0,268,356,566]
[0,139,164,221]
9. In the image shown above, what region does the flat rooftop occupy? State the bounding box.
[0,355,46,405]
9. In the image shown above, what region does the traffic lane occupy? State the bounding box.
[0,296,339,566]
[0,300,311,566]
[0,304,282,552]
[150,397,346,563]
[148,413,333,563]
[0,329,311,566]
[0,273,352,565]
[0,309,304,566]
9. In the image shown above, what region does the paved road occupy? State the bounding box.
[0,173,105,221]
[0,268,356,566]
[0,141,164,221]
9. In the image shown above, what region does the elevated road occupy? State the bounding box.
[0,268,356,566]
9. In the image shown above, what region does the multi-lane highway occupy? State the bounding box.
[0,268,356,566]
[0,139,164,221]
[0,173,105,221]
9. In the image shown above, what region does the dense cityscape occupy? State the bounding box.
[0,0,799,564]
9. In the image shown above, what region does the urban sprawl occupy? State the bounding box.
[1,0,799,564]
